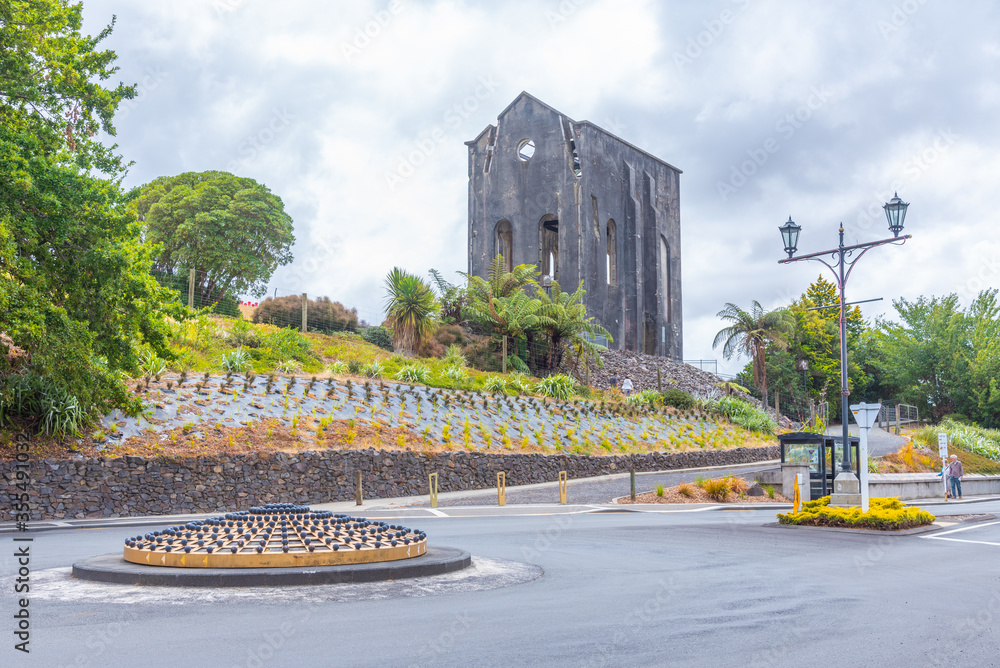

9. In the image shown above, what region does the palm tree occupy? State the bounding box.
[713,301,795,408]
[383,267,439,355]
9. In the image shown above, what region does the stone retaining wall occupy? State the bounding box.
[6,445,779,520]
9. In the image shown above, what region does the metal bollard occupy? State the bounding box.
[559,471,568,504]
[497,471,506,506]
[429,472,439,509]
[355,470,363,506]
[630,467,636,502]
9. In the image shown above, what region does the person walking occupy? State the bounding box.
[609,373,619,391]
[947,454,964,500]
[621,377,634,397]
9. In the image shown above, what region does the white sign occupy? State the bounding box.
[938,433,949,500]
[850,402,881,512]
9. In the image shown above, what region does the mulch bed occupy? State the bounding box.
[617,484,790,504]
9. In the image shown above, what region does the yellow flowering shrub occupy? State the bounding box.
[777,496,935,531]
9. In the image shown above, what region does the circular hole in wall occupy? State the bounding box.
[517,139,535,161]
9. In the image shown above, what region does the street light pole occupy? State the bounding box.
[778,194,910,487]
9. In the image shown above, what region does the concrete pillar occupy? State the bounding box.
[781,462,810,502]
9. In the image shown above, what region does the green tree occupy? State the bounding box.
[0,1,174,434]
[428,268,466,324]
[534,279,612,374]
[713,301,795,408]
[132,171,295,302]
[383,267,439,355]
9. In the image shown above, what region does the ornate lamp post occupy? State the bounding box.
[778,194,910,504]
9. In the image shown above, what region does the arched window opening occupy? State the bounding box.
[660,235,671,322]
[495,220,513,272]
[606,219,617,287]
[540,215,559,281]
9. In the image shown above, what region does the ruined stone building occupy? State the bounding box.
[466,92,682,359]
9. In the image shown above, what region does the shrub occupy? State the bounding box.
[274,359,300,374]
[625,390,660,407]
[762,484,775,499]
[396,363,430,383]
[661,388,695,410]
[362,361,384,378]
[347,360,362,375]
[941,413,971,424]
[655,484,665,497]
[138,349,168,380]
[443,344,467,368]
[710,396,776,434]
[506,373,530,395]
[219,347,252,373]
[932,419,1000,461]
[327,360,347,375]
[534,374,577,400]
[440,365,469,384]
[227,319,261,348]
[483,375,507,393]
[252,295,358,334]
[360,325,394,351]
[777,496,935,530]
[677,483,694,498]
[261,328,312,363]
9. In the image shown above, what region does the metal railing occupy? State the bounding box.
[879,402,919,433]
[683,359,718,374]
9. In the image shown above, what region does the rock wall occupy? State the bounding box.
[7,445,778,520]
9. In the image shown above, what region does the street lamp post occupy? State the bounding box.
[778,194,910,504]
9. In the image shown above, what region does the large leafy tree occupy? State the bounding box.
[132,171,295,302]
[713,301,795,409]
[0,0,175,435]
[383,267,439,355]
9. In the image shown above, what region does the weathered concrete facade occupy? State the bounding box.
[467,92,682,359]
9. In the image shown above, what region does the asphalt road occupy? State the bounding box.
[4,500,999,667]
[825,424,909,457]
[419,464,779,507]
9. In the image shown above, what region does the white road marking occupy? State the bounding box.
[921,520,1000,546]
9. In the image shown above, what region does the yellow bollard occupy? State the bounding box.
[793,473,801,513]
[497,471,506,506]
[428,472,439,509]
[559,471,568,504]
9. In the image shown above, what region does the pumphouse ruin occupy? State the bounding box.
[466,92,683,359]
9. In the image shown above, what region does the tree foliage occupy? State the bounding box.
[132,170,295,301]
[383,267,439,354]
[713,300,795,408]
[0,1,175,434]
[868,291,1000,426]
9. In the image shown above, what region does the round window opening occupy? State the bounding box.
[517,139,535,161]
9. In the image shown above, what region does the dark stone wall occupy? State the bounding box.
[5,445,777,520]
[467,93,683,359]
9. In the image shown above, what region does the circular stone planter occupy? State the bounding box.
[73,546,472,587]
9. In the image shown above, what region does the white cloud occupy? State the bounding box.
[79,0,1000,376]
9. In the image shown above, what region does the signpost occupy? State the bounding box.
[850,402,882,512]
[938,433,948,500]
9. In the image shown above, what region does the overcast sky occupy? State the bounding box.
[81,0,1000,374]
